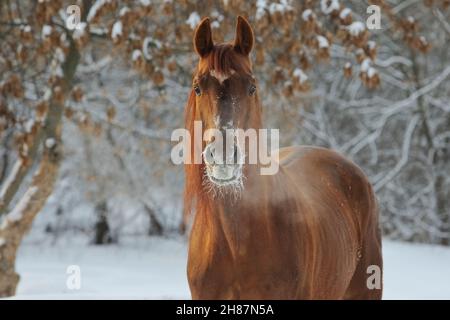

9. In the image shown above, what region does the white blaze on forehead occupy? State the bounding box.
[210,69,235,84]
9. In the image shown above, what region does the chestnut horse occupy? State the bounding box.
[185,16,382,299]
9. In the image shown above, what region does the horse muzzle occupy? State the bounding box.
[203,142,243,186]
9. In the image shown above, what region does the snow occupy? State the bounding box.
[72,22,87,40]
[367,67,377,78]
[361,58,378,78]
[87,0,111,22]
[361,58,371,72]
[419,36,428,45]
[3,239,449,299]
[24,119,35,133]
[50,60,64,78]
[347,21,366,36]
[132,49,142,61]
[45,138,56,149]
[383,240,450,299]
[367,40,376,50]
[302,9,314,21]
[269,0,293,15]
[317,35,329,48]
[293,68,308,83]
[111,21,123,41]
[142,37,161,60]
[12,237,190,299]
[186,12,200,30]
[321,0,340,15]
[0,160,23,200]
[255,0,292,20]
[54,47,65,63]
[355,48,364,57]
[256,0,267,20]
[119,6,130,17]
[42,25,52,38]
[2,186,39,226]
[142,37,152,59]
[340,8,352,19]
[140,0,151,6]
[211,10,224,23]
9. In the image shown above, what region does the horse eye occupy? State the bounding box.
[249,84,256,96]
[194,85,201,96]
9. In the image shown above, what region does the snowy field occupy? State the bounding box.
[6,238,450,300]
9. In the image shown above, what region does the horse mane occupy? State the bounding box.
[184,90,201,220]
[183,44,254,222]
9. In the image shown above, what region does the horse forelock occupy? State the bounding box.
[196,44,252,79]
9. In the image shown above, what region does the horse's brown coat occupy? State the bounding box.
[185,16,383,300]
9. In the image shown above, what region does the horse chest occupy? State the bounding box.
[188,223,300,299]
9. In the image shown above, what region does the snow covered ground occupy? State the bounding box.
[6,238,450,299]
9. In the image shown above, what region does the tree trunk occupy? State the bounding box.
[0,147,61,296]
[0,37,80,297]
[144,204,163,236]
[93,201,114,245]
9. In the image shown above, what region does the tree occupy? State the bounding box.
[0,0,80,296]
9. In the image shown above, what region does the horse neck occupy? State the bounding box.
[200,166,283,264]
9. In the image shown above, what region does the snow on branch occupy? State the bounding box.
[321,0,339,15]
[293,68,308,83]
[111,20,123,41]
[433,8,450,35]
[425,96,450,112]
[186,12,200,30]
[382,66,450,117]
[87,0,111,22]
[77,55,112,74]
[1,186,38,229]
[256,0,293,20]
[375,56,412,68]
[0,160,23,203]
[347,21,365,36]
[374,115,420,191]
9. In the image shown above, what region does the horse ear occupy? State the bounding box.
[233,16,254,56]
[193,17,214,57]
